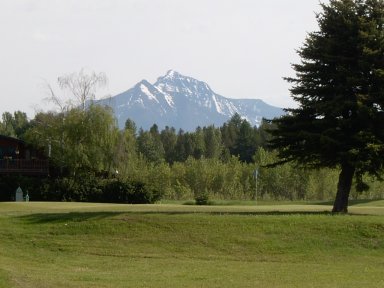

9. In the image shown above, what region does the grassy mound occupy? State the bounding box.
[0,202,383,287]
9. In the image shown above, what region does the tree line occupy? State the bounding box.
[125,112,272,165]
[0,108,383,203]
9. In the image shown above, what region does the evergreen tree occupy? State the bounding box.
[269,0,384,212]
[221,113,242,150]
[137,128,165,163]
[232,120,256,163]
[160,126,177,163]
[257,120,275,149]
[193,127,205,159]
[174,129,187,162]
[124,118,137,136]
[183,133,197,159]
[203,125,222,159]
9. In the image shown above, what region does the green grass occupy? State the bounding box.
[0,202,383,287]
[162,198,384,208]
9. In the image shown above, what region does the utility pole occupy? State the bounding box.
[253,168,259,205]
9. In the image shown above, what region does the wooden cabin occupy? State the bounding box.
[0,135,49,176]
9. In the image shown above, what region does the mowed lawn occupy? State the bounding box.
[0,201,383,287]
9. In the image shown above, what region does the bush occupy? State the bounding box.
[100,179,163,204]
[194,190,210,205]
[34,175,164,204]
[44,174,102,202]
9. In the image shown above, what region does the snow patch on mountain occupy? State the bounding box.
[140,84,158,103]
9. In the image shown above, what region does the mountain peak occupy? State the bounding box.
[94,71,284,131]
[160,69,184,81]
[166,69,178,78]
[135,79,151,88]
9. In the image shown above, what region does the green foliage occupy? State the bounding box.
[194,190,210,205]
[137,127,165,164]
[160,126,177,163]
[0,111,30,139]
[25,105,118,176]
[124,118,137,135]
[99,179,162,204]
[34,176,162,204]
[203,125,222,159]
[125,113,270,165]
[269,0,384,212]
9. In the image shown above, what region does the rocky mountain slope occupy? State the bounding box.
[94,70,285,131]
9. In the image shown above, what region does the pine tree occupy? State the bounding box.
[137,128,165,164]
[269,0,384,212]
[203,126,222,159]
[160,126,177,163]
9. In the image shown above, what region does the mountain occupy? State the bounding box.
[94,70,285,131]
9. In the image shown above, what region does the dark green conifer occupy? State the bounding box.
[269,0,384,212]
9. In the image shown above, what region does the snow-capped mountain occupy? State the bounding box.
[94,70,285,131]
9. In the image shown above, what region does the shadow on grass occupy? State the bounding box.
[312,199,383,206]
[18,212,125,224]
[205,211,370,216]
[17,209,369,225]
[348,199,384,206]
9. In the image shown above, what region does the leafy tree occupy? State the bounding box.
[12,111,30,139]
[0,111,30,139]
[57,68,107,111]
[26,106,118,177]
[26,111,66,173]
[45,68,107,113]
[0,112,16,137]
[269,0,384,212]
[81,105,118,173]
[114,120,139,176]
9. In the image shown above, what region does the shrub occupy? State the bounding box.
[100,179,163,204]
[194,190,210,205]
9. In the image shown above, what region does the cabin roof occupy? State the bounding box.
[0,135,25,145]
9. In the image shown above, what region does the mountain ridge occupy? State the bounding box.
[94,70,285,131]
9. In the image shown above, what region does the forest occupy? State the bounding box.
[0,107,383,204]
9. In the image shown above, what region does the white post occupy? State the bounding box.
[15,186,23,202]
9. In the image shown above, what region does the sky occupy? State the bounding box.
[0,0,328,118]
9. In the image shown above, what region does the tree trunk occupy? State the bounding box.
[332,162,355,213]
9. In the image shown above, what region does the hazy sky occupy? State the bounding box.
[0,0,328,117]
